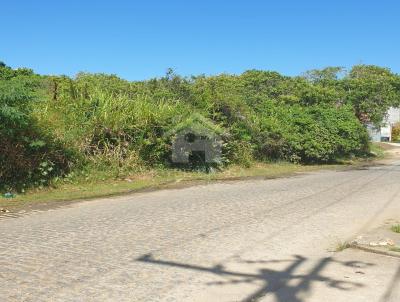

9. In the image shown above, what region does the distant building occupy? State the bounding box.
[368,107,400,142]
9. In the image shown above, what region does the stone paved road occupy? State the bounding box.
[1,161,400,302]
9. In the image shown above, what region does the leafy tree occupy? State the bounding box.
[343,65,400,125]
[303,67,345,84]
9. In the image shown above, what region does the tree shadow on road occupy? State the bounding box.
[380,265,400,302]
[137,253,374,302]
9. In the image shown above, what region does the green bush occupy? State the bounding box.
[392,123,400,142]
[253,102,369,163]
[3,63,394,190]
[0,66,71,190]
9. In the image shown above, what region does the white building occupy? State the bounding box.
[368,107,400,142]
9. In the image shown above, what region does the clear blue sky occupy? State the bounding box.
[2,1,399,80]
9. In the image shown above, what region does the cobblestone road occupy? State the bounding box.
[1,162,400,301]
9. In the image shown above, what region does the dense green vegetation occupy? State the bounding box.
[392,123,400,142]
[0,66,70,191]
[1,62,400,191]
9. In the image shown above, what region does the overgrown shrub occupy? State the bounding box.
[392,123,400,142]
[253,102,369,163]
[0,66,71,190]
[3,62,396,190]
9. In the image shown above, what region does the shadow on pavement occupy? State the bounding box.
[380,265,400,302]
[137,253,374,302]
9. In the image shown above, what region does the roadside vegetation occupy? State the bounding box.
[1,62,400,199]
[392,123,400,142]
[1,162,339,211]
[335,241,351,252]
[391,224,400,233]
[389,247,400,253]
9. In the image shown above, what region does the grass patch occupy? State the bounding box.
[335,241,351,252]
[391,224,400,233]
[1,162,339,212]
[0,146,389,213]
[369,143,386,158]
[389,246,400,253]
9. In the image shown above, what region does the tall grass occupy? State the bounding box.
[2,69,374,190]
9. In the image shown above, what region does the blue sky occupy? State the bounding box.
[1,1,399,80]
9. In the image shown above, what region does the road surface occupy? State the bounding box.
[1,160,400,301]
